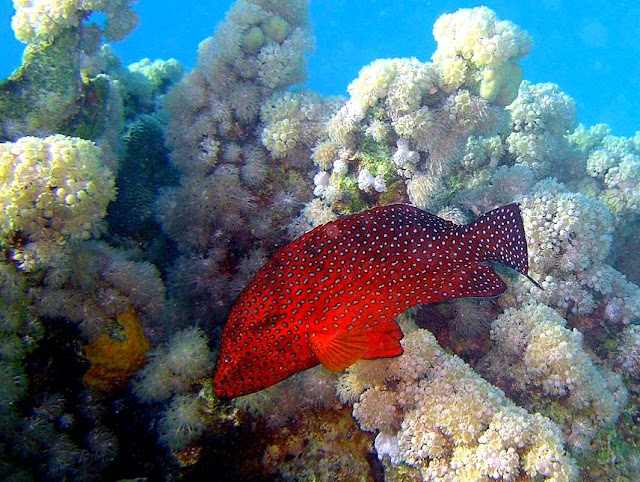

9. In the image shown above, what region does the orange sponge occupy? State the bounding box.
[83,308,151,391]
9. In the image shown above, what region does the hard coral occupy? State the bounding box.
[431,6,531,104]
[12,0,139,44]
[344,327,577,480]
[83,308,151,391]
[479,302,628,452]
[0,135,115,272]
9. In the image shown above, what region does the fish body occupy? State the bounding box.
[213,203,529,398]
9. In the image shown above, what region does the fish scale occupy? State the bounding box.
[213,203,530,398]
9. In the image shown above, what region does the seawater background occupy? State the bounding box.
[0,1,639,135]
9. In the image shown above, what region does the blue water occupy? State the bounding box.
[1,1,639,136]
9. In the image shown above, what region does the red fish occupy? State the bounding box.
[213,203,530,398]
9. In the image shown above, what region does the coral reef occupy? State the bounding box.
[1,4,132,144]
[614,324,640,380]
[106,114,179,243]
[2,0,640,479]
[157,0,331,326]
[308,6,527,222]
[157,393,208,452]
[134,326,217,458]
[260,407,376,480]
[505,82,577,176]
[478,303,627,452]
[133,326,211,404]
[30,240,167,339]
[431,6,531,105]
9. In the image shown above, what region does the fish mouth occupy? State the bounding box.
[213,390,232,400]
[212,369,247,399]
[212,369,231,398]
[212,379,235,399]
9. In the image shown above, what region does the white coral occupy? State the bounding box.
[519,179,613,276]
[481,302,628,451]
[348,328,577,480]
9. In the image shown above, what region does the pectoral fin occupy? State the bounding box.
[311,328,369,372]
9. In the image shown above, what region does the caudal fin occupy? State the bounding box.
[462,203,530,276]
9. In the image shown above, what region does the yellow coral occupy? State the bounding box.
[83,308,151,391]
[431,7,531,103]
[12,0,138,44]
[0,135,115,271]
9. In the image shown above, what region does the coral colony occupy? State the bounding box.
[1,1,640,480]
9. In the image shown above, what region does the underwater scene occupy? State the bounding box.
[1,0,640,480]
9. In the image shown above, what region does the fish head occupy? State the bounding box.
[213,349,254,399]
[212,305,313,398]
[212,324,269,398]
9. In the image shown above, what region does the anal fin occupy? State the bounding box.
[362,321,404,359]
[458,263,507,299]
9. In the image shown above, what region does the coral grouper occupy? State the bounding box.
[213,203,531,398]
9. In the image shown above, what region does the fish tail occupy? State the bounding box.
[463,203,530,276]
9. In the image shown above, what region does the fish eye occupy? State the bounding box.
[223,355,233,363]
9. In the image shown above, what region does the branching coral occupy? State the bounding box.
[12,0,139,44]
[431,6,531,104]
[479,303,628,453]
[343,327,577,480]
[0,135,116,272]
